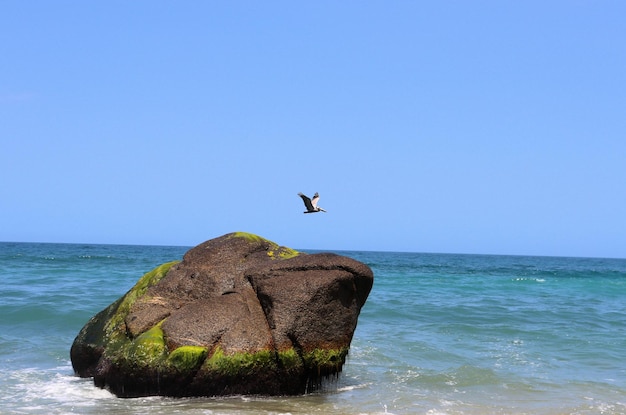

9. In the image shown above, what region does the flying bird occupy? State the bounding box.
[298,192,327,213]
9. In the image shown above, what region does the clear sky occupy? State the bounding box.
[2,1,625,258]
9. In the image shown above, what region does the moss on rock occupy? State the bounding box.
[266,246,300,260]
[167,346,208,372]
[232,232,300,260]
[303,347,349,375]
[104,261,179,341]
[127,324,166,364]
[71,261,179,376]
[104,321,167,373]
[231,232,265,243]
[204,347,276,376]
[277,348,303,370]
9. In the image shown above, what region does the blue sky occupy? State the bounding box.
[2,1,625,258]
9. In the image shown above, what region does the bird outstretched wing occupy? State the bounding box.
[311,192,320,208]
[298,192,315,212]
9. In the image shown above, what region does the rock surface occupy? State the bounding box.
[70,232,374,397]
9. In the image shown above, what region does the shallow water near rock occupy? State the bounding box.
[1,242,625,414]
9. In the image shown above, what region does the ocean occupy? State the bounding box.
[1,242,625,415]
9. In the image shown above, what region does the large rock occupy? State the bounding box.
[70,232,374,397]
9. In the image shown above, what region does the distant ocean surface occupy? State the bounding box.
[1,242,625,415]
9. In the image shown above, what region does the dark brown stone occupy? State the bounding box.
[70,232,373,398]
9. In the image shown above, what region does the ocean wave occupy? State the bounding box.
[1,365,113,414]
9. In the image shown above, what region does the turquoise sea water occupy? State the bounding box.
[1,242,625,415]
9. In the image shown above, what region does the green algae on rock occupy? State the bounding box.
[70,261,178,378]
[103,262,178,339]
[167,345,208,372]
[231,231,300,260]
[203,347,276,376]
[71,232,374,398]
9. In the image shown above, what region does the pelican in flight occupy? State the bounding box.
[298,192,327,213]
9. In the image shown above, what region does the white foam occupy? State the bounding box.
[4,363,115,414]
[513,277,546,283]
[336,382,371,392]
